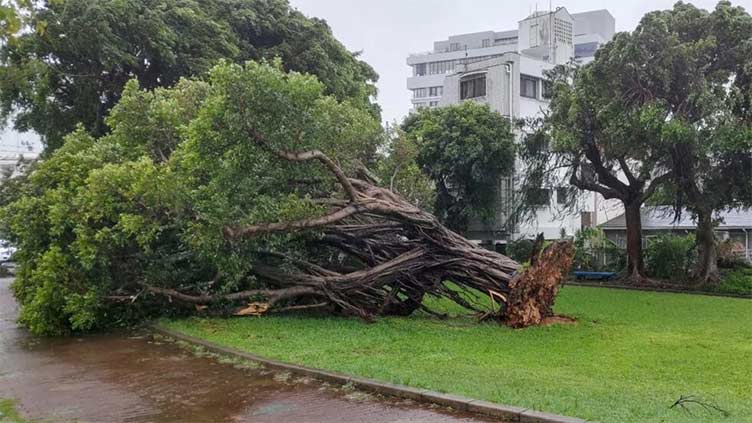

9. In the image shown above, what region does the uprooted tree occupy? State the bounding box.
[1,61,573,336]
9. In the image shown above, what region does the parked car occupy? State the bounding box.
[0,241,16,263]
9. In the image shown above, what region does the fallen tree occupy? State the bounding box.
[3,61,573,335]
[146,130,575,326]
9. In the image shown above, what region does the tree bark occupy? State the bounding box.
[623,200,646,282]
[694,209,720,284]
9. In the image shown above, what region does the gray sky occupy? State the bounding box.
[288,0,749,125]
[1,0,748,154]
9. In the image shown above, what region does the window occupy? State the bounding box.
[414,63,426,76]
[413,88,428,99]
[429,86,443,97]
[481,38,491,48]
[414,102,427,110]
[575,42,599,58]
[528,188,550,207]
[556,187,569,205]
[460,74,486,99]
[520,75,538,99]
[449,42,463,52]
[429,101,439,107]
[428,60,455,75]
[542,80,553,99]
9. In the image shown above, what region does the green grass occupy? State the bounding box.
[163,286,752,422]
[0,399,33,423]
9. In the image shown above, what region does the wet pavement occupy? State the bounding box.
[0,277,498,422]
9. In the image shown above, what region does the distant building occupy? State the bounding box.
[405,8,619,246]
[601,207,752,263]
[0,126,41,177]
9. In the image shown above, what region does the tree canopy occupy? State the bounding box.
[0,0,380,151]
[402,102,516,233]
[1,61,380,334]
[525,1,752,283]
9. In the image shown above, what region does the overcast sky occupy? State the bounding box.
[288,0,749,125]
[1,0,749,154]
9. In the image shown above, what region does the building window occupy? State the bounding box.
[482,38,491,48]
[542,80,553,99]
[528,188,550,207]
[460,74,486,99]
[450,42,463,52]
[429,101,439,107]
[414,63,426,76]
[575,42,599,58]
[429,86,443,97]
[520,75,538,99]
[413,88,428,99]
[415,102,427,110]
[556,187,569,205]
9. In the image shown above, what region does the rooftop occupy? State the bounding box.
[600,207,752,230]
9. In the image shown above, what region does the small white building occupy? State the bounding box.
[406,7,620,245]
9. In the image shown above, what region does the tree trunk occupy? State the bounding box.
[623,201,646,283]
[694,209,719,284]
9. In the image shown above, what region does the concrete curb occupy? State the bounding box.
[565,281,752,299]
[152,325,591,423]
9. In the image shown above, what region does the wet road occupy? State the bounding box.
[0,277,497,423]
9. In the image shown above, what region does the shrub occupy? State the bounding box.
[572,228,625,272]
[716,268,752,295]
[644,234,695,281]
[507,239,534,263]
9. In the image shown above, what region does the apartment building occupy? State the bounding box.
[405,7,619,245]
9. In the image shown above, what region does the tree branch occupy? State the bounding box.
[249,128,359,202]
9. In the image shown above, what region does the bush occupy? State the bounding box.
[717,268,752,295]
[644,234,695,281]
[572,228,625,272]
[507,239,534,263]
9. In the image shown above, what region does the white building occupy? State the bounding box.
[406,7,620,245]
[0,126,41,177]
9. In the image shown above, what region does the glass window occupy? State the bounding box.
[460,74,486,100]
[528,188,550,207]
[556,187,569,205]
[575,42,599,58]
[413,88,428,99]
[414,63,426,76]
[429,86,443,97]
[542,80,553,99]
[520,75,538,99]
[429,101,439,107]
[482,39,491,48]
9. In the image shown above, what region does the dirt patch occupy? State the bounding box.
[539,315,577,326]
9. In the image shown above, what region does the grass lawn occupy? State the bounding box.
[162,286,752,422]
[0,399,33,423]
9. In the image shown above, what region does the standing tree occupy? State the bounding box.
[526,1,752,284]
[0,0,379,152]
[402,102,516,233]
[660,2,752,283]
[532,63,672,283]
